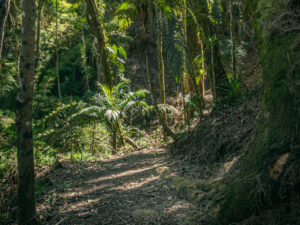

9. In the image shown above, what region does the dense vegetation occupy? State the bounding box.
[0,0,299,224]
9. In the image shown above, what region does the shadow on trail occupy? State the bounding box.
[36,148,201,225]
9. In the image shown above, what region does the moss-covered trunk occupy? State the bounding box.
[219,0,300,223]
[0,0,10,71]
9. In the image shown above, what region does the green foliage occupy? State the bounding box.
[71,80,149,150]
[183,93,202,120]
[225,73,240,99]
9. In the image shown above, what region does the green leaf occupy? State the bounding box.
[116,2,130,12]
[118,46,127,59]
[118,62,125,72]
[112,44,118,54]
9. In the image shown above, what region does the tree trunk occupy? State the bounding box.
[219,0,300,223]
[81,28,90,92]
[209,41,226,100]
[0,0,11,71]
[85,0,113,88]
[229,0,236,78]
[182,0,191,121]
[69,96,73,160]
[197,32,206,104]
[125,137,138,149]
[35,0,43,68]
[16,0,36,223]
[56,0,62,103]
[155,3,167,140]
[89,121,96,153]
[209,38,216,100]
[112,125,117,154]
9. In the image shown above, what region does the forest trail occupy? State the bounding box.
[37,147,200,225]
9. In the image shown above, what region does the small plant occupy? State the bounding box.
[216,73,241,104]
[184,93,203,116]
[72,79,149,153]
[226,73,240,99]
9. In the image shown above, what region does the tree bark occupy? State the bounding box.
[209,38,216,100]
[211,41,226,100]
[112,124,117,153]
[56,0,62,103]
[81,28,90,92]
[155,3,167,140]
[89,121,96,153]
[229,0,237,78]
[35,0,44,68]
[85,0,113,89]
[0,0,11,70]
[16,0,36,223]
[219,0,300,223]
[181,0,192,121]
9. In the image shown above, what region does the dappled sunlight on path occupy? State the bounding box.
[36,148,201,225]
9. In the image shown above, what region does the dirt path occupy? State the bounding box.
[37,147,201,225]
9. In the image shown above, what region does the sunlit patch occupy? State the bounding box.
[111,175,159,191]
[214,156,239,181]
[86,163,164,184]
[270,152,290,180]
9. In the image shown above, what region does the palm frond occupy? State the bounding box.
[71,106,105,121]
[94,93,111,107]
[96,82,111,100]
[120,89,149,109]
[112,79,130,96]
[157,104,178,114]
[105,109,121,122]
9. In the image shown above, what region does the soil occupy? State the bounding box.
[35,147,202,225]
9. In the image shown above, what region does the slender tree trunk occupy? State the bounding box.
[155,3,167,140]
[211,41,226,100]
[0,0,11,70]
[112,124,117,154]
[69,96,73,160]
[56,0,62,103]
[229,0,236,78]
[182,0,191,121]
[197,31,206,104]
[35,0,43,68]
[148,3,155,41]
[125,137,138,149]
[209,38,216,100]
[140,5,154,100]
[81,28,90,92]
[16,0,36,223]
[85,0,113,88]
[89,121,96,153]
